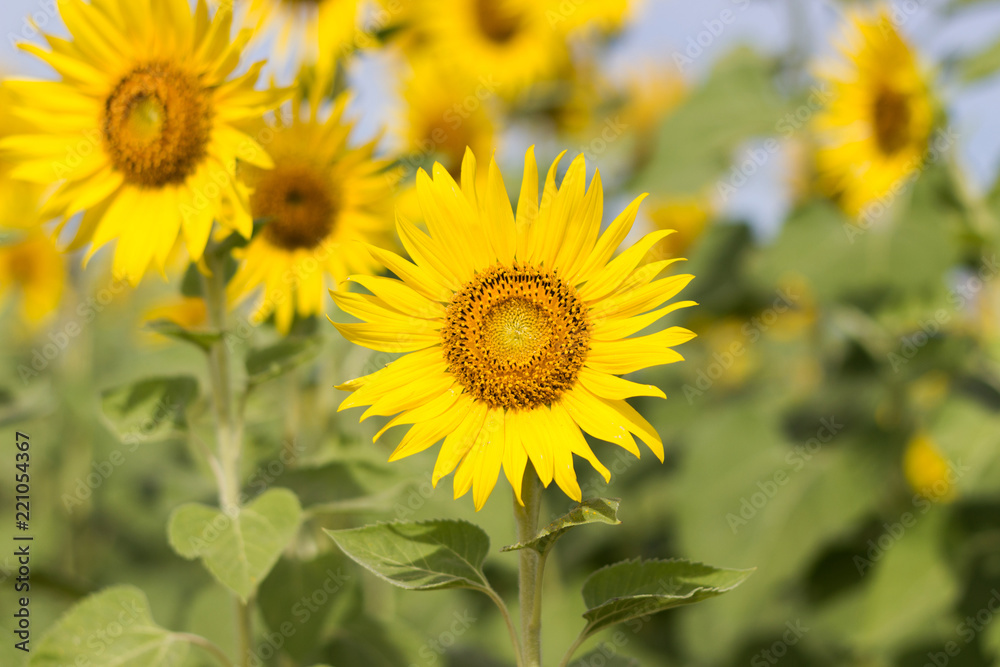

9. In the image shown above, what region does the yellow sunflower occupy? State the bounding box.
[414,0,567,96]
[333,148,696,509]
[228,94,401,333]
[0,0,287,285]
[0,230,66,327]
[812,9,935,219]
[221,0,360,74]
[401,60,497,180]
[546,0,630,35]
[903,433,956,502]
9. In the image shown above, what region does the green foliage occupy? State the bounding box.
[635,47,785,194]
[100,376,199,442]
[168,488,303,602]
[143,319,222,353]
[578,559,754,640]
[29,586,188,667]
[502,497,621,555]
[325,520,492,592]
[245,336,323,388]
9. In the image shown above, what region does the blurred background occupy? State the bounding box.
[4,0,1000,665]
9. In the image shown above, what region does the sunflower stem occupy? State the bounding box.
[201,246,252,666]
[514,468,545,667]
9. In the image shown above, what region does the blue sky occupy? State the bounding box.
[3,0,1000,204]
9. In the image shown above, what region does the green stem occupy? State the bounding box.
[201,248,252,666]
[558,628,591,667]
[514,468,545,667]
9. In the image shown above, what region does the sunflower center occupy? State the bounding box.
[872,86,912,155]
[103,62,213,187]
[253,162,339,251]
[424,118,474,179]
[475,0,522,44]
[442,264,590,410]
[6,245,38,284]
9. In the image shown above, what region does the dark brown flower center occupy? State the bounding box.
[103,62,212,187]
[441,265,590,410]
[253,162,339,251]
[475,0,523,44]
[872,86,912,155]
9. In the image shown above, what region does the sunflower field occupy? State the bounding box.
[3,0,1000,665]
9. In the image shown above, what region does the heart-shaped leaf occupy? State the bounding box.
[580,559,754,640]
[326,520,490,592]
[502,497,621,554]
[29,586,187,667]
[168,488,302,602]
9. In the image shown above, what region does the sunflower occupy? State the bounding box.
[644,194,712,260]
[812,9,935,219]
[0,0,287,285]
[546,0,630,35]
[223,0,360,74]
[903,433,956,502]
[413,0,567,96]
[0,230,66,326]
[333,148,696,509]
[228,94,401,333]
[401,60,497,180]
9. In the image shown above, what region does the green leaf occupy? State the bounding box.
[168,488,303,602]
[258,553,352,661]
[570,650,639,667]
[29,585,188,667]
[502,497,621,554]
[245,336,322,387]
[101,376,199,443]
[579,559,753,639]
[960,37,1000,82]
[143,319,222,353]
[325,520,491,592]
[634,48,784,194]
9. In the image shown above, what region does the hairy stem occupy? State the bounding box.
[201,248,251,666]
[514,468,545,667]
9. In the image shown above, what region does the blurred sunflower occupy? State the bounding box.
[813,9,934,219]
[228,94,401,333]
[333,148,696,509]
[401,60,496,180]
[0,230,65,327]
[645,194,712,260]
[0,0,286,285]
[225,0,360,73]
[546,0,630,35]
[0,85,64,326]
[903,433,956,502]
[416,0,567,95]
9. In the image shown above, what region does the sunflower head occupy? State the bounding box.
[333,147,696,509]
[0,0,288,285]
[228,93,401,333]
[812,9,936,220]
[903,433,956,503]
